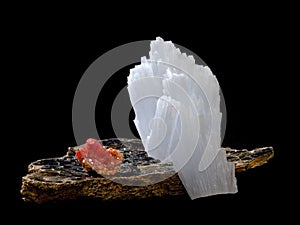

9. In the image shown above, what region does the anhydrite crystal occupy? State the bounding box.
[127,37,237,199]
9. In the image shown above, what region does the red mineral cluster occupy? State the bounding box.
[75,138,123,175]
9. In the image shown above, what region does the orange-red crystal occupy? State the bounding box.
[75,138,123,175]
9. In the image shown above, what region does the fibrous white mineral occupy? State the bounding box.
[127,37,237,199]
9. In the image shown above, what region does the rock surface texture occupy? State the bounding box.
[21,138,273,203]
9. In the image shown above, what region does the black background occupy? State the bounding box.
[12,6,296,223]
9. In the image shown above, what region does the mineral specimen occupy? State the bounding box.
[128,37,237,199]
[20,138,274,203]
[75,138,123,175]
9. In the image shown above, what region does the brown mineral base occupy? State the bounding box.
[21,138,274,203]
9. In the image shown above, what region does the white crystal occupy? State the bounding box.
[127,37,237,199]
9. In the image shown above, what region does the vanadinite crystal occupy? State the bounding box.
[75,138,123,175]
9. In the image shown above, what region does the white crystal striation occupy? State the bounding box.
[127,37,237,199]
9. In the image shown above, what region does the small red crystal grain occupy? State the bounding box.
[75,138,123,175]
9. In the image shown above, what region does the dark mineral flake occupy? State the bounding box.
[20,138,274,203]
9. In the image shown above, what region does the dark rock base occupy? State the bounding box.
[21,138,274,203]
